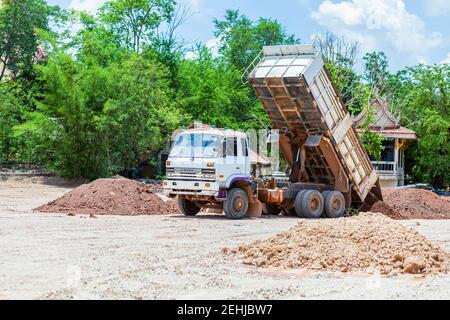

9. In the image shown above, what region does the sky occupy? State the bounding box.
[48,0,450,71]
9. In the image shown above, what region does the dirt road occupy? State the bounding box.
[0,179,449,299]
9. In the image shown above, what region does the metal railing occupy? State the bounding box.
[241,50,263,85]
[371,161,397,173]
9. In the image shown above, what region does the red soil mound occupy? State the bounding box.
[34,178,180,216]
[382,188,450,219]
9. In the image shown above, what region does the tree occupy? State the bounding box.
[176,45,257,129]
[313,31,359,69]
[14,52,180,179]
[0,0,56,82]
[98,0,175,53]
[213,9,299,71]
[359,107,385,160]
[363,51,389,95]
[312,32,366,114]
[71,11,125,67]
[388,64,449,188]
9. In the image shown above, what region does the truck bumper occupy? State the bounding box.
[163,180,220,197]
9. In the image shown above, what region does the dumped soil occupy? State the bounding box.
[34,177,180,216]
[368,200,402,219]
[382,188,450,219]
[225,213,449,275]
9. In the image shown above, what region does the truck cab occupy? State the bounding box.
[163,128,254,219]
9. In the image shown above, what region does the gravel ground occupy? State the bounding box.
[0,179,449,300]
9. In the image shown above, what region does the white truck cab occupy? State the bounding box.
[163,128,254,219]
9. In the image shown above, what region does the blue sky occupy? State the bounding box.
[48,0,450,71]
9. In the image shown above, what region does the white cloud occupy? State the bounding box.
[311,0,364,25]
[425,0,450,16]
[442,52,450,64]
[206,37,220,56]
[178,0,203,11]
[311,0,443,63]
[69,0,104,14]
[184,51,197,60]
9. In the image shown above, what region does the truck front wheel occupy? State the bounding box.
[178,198,201,216]
[223,188,249,219]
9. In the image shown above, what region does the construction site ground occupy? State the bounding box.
[1,178,449,300]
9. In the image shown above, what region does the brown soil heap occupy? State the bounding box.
[225,213,449,275]
[35,178,180,216]
[368,200,402,219]
[382,188,450,219]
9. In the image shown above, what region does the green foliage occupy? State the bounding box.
[72,12,125,66]
[98,0,174,53]
[0,0,56,82]
[176,45,265,129]
[0,89,23,164]
[388,64,450,188]
[213,9,299,71]
[360,125,385,160]
[326,62,368,114]
[363,51,389,94]
[15,53,180,179]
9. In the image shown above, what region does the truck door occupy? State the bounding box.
[240,137,251,176]
[222,135,248,178]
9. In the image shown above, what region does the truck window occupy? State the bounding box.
[226,137,237,157]
[241,138,248,157]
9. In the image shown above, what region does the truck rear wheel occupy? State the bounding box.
[223,188,249,219]
[323,191,345,218]
[262,204,281,215]
[178,198,200,216]
[294,190,308,217]
[301,190,324,218]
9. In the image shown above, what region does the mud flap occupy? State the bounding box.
[247,199,263,217]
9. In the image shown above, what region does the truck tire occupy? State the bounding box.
[223,188,249,219]
[323,191,345,218]
[322,190,332,201]
[301,190,324,219]
[321,191,332,218]
[262,204,281,215]
[178,198,200,216]
[294,190,308,217]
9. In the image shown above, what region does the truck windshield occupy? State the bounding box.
[170,133,222,159]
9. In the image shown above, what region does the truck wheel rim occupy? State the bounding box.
[234,198,243,211]
[310,198,319,211]
[332,199,341,210]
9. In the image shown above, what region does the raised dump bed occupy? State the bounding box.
[247,45,381,204]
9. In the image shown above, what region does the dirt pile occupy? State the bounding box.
[368,200,402,219]
[382,188,450,219]
[35,178,180,216]
[225,213,448,275]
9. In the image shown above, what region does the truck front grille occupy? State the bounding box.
[166,168,215,180]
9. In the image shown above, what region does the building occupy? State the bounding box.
[354,98,417,188]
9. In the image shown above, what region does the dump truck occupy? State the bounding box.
[163,44,382,219]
